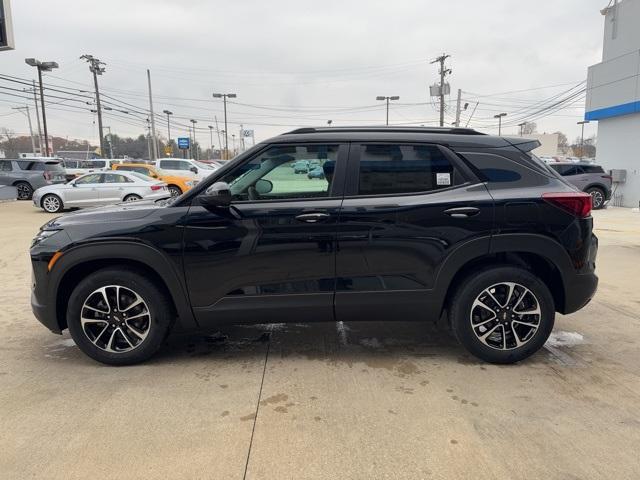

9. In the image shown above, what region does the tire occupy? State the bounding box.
[168,185,182,197]
[123,194,142,202]
[449,266,555,364]
[41,193,63,213]
[66,267,173,365]
[15,181,33,200]
[586,186,605,210]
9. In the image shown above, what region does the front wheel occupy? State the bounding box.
[449,266,555,364]
[41,194,63,213]
[67,267,173,365]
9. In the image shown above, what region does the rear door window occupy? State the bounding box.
[581,165,605,174]
[356,144,461,196]
[0,160,11,172]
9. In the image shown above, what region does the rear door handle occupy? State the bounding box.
[295,212,330,223]
[444,207,480,218]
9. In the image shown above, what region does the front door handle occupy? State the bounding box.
[295,212,330,223]
[444,207,480,218]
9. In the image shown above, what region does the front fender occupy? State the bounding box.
[48,239,197,332]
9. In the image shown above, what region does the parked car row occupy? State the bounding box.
[0,156,217,212]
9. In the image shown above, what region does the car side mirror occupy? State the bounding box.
[71,182,77,187]
[254,179,273,195]
[200,182,232,211]
[190,166,198,174]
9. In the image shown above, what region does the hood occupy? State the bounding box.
[47,200,165,228]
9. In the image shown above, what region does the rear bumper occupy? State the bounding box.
[561,272,598,314]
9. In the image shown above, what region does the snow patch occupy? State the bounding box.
[546,331,584,347]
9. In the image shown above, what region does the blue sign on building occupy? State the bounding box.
[177,137,190,149]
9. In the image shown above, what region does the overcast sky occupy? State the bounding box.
[1,0,605,149]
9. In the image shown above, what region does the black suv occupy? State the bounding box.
[30,127,598,365]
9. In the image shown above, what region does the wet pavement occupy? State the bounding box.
[1,202,639,479]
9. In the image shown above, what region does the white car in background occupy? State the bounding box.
[62,159,123,177]
[32,171,170,213]
[155,158,218,181]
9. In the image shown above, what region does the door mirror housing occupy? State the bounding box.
[200,182,232,211]
[254,178,273,195]
[190,166,198,174]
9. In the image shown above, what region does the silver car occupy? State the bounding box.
[32,171,170,213]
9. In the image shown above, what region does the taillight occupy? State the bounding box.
[542,192,592,218]
[43,171,52,181]
[602,175,612,180]
[150,185,162,191]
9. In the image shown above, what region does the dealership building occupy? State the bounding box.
[585,0,640,207]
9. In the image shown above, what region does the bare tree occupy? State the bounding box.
[522,122,537,135]
[554,131,569,154]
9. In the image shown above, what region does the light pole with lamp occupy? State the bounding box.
[25,58,58,156]
[212,93,236,159]
[376,96,400,126]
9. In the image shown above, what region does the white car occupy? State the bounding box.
[62,159,123,177]
[155,158,218,181]
[33,171,170,213]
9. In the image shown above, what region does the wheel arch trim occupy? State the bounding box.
[49,240,197,332]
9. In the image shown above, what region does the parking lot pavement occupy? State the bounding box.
[1,202,639,479]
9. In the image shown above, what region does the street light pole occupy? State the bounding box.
[518,122,526,137]
[26,81,43,154]
[190,119,198,160]
[163,110,173,144]
[577,120,590,159]
[25,58,58,156]
[376,96,400,126]
[494,113,507,136]
[213,93,237,159]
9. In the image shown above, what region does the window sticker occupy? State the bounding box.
[436,172,451,186]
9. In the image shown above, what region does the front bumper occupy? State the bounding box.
[30,261,62,334]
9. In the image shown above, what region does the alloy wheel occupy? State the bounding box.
[469,282,541,350]
[590,190,604,209]
[16,183,32,200]
[42,195,61,212]
[80,285,151,353]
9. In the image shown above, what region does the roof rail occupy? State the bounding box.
[284,126,485,136]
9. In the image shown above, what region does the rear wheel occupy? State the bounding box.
[449,266,555,364]
[124,194,142,202]
[66,267,173,365]
[168,185,182,197]
[15,181,33,200]
[586,186,605,209]
[41,193,63,213]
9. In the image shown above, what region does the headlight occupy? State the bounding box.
[31,229,62,248]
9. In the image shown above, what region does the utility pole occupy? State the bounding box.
[146,69,159,160]
[213,93,237,159]
[577,120,590,159]
[375,96,400,125]
[494,113,507,136]
[454,89,462,127]
[214,116,222,157]
[80,55,106,157]
[25,58,58,156]
[12,106,36,154]
[208,125,214,157]
[431,54,451,127]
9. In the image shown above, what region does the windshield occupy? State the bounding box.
[128,172,154,182]
[194,161,215,170]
